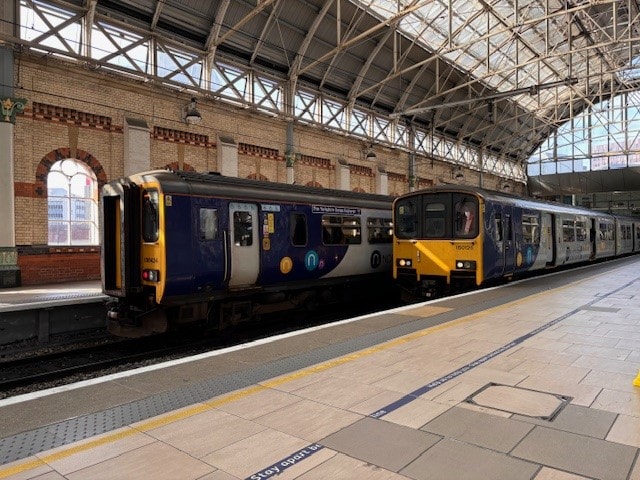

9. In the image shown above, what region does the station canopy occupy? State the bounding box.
[9,0,640,193]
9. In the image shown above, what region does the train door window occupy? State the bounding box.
[598,222,608,240]
[505,213,512,240]
[142,189,159,243]
[453,197,478,238]
[522,214,540,244]
[395,199,418,239]
[290,213,307,246]
[575,221,587,241]
[562,219,575,242]
[425,203,446,238]
[233,211,253,246]
[367,217,393,243]
[494,214,503,242]
[199,208,218,241]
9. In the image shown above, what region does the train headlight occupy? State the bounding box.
[143,269,160,282]
[397,258,413,267]
[455,260,476,270]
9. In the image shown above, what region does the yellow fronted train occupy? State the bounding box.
[393,185,640,299]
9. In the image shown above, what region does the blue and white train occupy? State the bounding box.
[101,170,394,337]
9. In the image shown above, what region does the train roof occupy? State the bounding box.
[118,169,394,210]
[396,185,629,220]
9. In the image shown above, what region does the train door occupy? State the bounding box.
[540,213,554,265]
[228,202,259,287]
[502,207,515,273]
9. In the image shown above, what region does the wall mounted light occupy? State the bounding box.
[361,144,376,160]
[182,97,202,125]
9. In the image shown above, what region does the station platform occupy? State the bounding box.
[0,258,639,480]
[0,281,105,313]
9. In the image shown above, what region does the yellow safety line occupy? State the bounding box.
[0,271,607,478]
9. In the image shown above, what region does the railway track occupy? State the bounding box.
[0,297,404,397]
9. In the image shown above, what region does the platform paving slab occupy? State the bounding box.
[511,404,617,439]
[510,425,637,480]
[420,405,534,453]
[400,437,540,480]
[320,417,440,473]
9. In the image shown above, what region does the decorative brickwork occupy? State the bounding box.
[388,172,407,182]
[165,162,196,172]
[247,173,269,181]
[238,143,279,158]
[14,182,36,198]
[299,155,332,169]
[305,180,323,187]
[30,102,120,131]
[153,127,210,146]
[417,178,435,188]
[349,164,374,177]
[33,148,107,198]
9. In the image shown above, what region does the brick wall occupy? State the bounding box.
[10,53,513,285]
[18,247,100,285]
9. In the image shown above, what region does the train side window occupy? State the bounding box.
[425,203,446,238]
[142,189,159,243]
[522,214,540,244]
[322,215,360,244]
[454,198,477,237]
[199,208,218,241]
[341,216,361,244]
[395,200,418,239]
[367,217,393,243]
[290,213,307,246]
[562,219,575,242]
[233,211,253,246]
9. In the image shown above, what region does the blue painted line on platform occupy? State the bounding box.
[246,277,636,479]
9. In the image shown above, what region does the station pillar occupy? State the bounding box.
[0,47,23,287]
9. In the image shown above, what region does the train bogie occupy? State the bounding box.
[101,170,394,337]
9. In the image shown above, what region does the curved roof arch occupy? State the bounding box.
[7,0,640,181]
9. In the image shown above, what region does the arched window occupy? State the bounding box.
[47,159,99,245]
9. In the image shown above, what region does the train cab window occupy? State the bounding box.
[142,189,159,243]
[454,198,478,238]
[290,213,307,246]
[233,211,253,246]
[522,214,540,244]
[395,200,418,239]
[199,208,218,241]
[425,203,446,238]
[322,215,361,245]
[367,217,393,243]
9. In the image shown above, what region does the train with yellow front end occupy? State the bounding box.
[393,185,640,299]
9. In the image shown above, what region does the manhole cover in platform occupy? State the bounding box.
[465,383,571,420]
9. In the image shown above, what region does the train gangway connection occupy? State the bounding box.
[0,257,639,480]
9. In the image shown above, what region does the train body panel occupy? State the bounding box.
[101,170,394,336]
[393,185,639,299]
